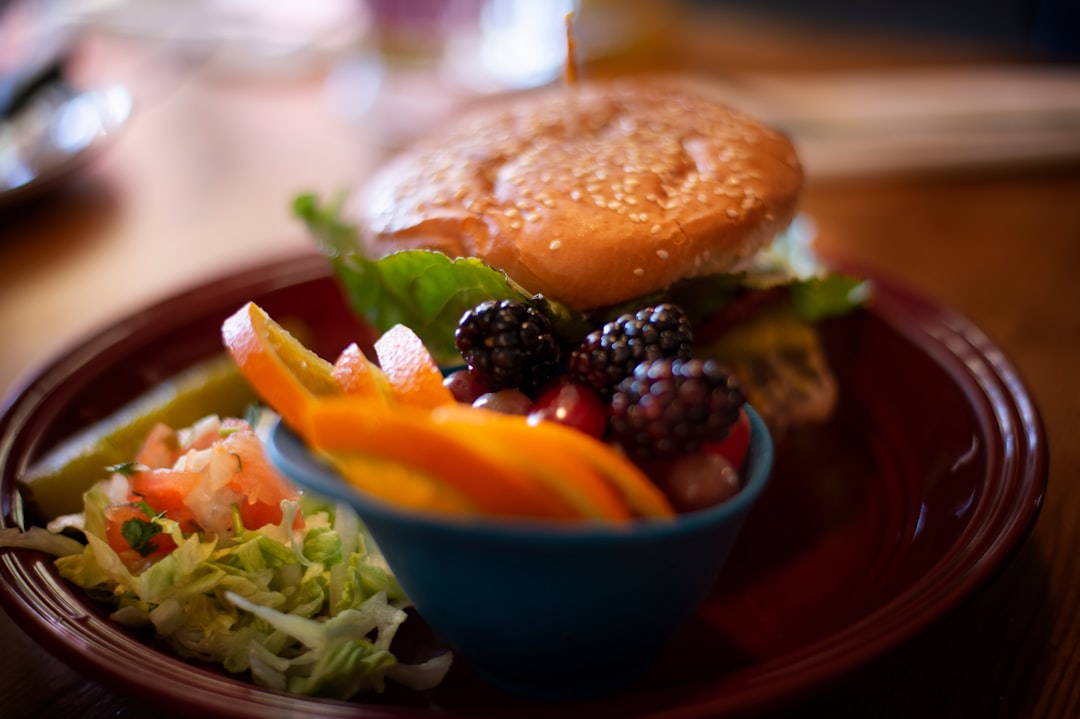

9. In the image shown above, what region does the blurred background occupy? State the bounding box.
[1,0,1079,391]
[704,0,1079,60]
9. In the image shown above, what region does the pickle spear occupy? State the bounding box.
[18,354,257,520]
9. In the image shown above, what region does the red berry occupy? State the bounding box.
[657,452,741,513]
[704,408,750,468]
[443,369,490,404]
[528,377,608,438]
[473,389,533,415]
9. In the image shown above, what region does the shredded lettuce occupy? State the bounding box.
[0,526,85,556]
[0,489,448,701]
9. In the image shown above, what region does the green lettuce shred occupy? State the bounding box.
[0,488,446,701]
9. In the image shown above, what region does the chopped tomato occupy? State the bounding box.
[135,423,182,469]
[183,415,228,452]
[216,427,303,530]
[104,503,178,574]
[128,469,200,533]
[115,416,303,551]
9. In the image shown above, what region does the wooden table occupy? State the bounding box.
[2,6,1078,718]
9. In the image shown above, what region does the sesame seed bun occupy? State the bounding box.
[355,78,804,311]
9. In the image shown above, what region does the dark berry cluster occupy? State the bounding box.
[609,358,746,461]
[454,299,561,393]
[567,304,693,396]
[449,299,749,512]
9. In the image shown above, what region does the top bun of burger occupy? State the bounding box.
[354,78,803,312]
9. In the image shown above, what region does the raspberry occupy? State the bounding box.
[454,300,561,392]
[609,358,745,461]
[567,304,693,396]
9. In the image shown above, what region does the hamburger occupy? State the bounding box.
[296,77,865,434]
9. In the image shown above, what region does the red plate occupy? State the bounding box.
[0,254,1047,718]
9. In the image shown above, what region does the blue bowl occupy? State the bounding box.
[266,407,773,701]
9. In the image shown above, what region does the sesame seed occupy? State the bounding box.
[650,224,662,234]
[510,221,522,230]
[550,240,562,250]
[633,268,645,277]
[526,213,541,222]
[726,208,739,219]
[657,249,669,259]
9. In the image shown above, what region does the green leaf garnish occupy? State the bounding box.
[105,461,148,477]
[332,251,529,364]
[121,516,163,557]
[295,192,588,363]
[119,500,168,557]
[789,273,870,321]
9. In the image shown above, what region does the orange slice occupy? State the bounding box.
[373,324,455,409]
[221,302,339,437]
[433,404,634,522]
[332,342,394,403]
[304,396,581,520]
[320,451,477,515]
[526,417,676,518]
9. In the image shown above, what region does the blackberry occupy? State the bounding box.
[568,304,693,396]
[609,358,745,461]
[454,300,561,392]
